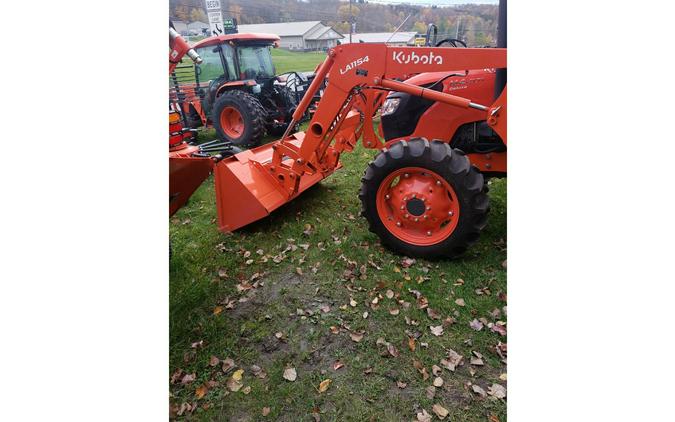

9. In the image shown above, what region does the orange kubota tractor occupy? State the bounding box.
[170,11,506,259]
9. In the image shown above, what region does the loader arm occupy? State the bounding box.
[213,44,506,232]
[269,44,506,196]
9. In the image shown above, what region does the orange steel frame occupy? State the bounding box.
[214,44,506,232]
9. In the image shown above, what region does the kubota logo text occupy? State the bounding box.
[340,56,369,75]
[392,51,443,65]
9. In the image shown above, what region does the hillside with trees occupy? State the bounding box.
[170,0,499,47]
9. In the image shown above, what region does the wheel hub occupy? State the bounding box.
[376,167,461,246]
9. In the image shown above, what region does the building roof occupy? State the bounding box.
[238,21,324,37]
[345,32,417,44]
[187,21,209,29]
[305,25,344,41]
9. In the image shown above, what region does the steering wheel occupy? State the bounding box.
[435,38,467,48]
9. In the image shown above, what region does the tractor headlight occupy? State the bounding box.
[381,98,401,116]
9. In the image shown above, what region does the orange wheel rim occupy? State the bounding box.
[220,106,244,138]
[376,167,460,246]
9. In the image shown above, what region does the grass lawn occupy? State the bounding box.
[271,49,326,74]
[169,124,507,420]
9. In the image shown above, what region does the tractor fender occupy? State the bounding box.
[215,80,258,98]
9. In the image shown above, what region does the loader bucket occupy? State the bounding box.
[170,156,214,217]
[213,132,340,232]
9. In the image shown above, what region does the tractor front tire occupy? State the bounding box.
[359,138,489,259]
[211,90,266,147]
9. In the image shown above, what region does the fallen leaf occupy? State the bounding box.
[416,409,432,422]
[363,311,369,319]
[218,269,227,278]
[208,356,220,367]
[491,322,507,336]
[469,319,484,331]
[349,298,357,307]
[319,304,330,313]
[425,385,436,399]
[262,407,271,416]
[333,361,344,371]
[195,385,208,399]
[487,383,507,399]
[396,380,407,389]
[389,308,400,315]
[426,308,441,320]
[232,369,244,381]
[432,404,449,419]
[318,379,332,393]
[401,257,416,268]
[386,343,399,358]
[433,377,444,387]
[242,385,251,394]
[432,365,442,376]
[350,332,364,342]
[499,372,507,381]
[386,289,394,299]
[430,325,444,336]
[221,358,235,373]
[454,298,465,307]
[470,357,484,366]
[226,377,243,392]
[472,384,487,397]
[408,337,416,352]
[213,306,223,315]
[440,349,463,371]
[283,367,297,382]
[181,373,196,384]
[191,340,204,349]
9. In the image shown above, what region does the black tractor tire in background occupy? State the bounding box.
[359,137,489,259]
[211,90,266,147]
[267,122,300,137]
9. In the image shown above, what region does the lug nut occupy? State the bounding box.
[404,214,409,219]
[404,173,409,178]
[426,206,431,211]
[400,205,405,210]
[421,198,425,202]
[414,218,419,222]
[385,194,390,199]
[426,231,432,236]
[436,180,441,186]
[412,194,416,199]
[448,211,454,216]
[396,222,401,227]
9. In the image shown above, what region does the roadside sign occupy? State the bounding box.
[205,0,221,10]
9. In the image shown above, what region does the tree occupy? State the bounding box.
[190,8,207,23]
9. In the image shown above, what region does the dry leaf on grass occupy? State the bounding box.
[350,331,364,342]
[408,337,416,352]
[195,385,208,399]
[226,377,243,392]
[318,379,332,393]
[208,356,220,366]
[283,367,297,382]
[416,409,432,422]
[472,384,487,397]
[432,404,449,419]
[455,298,465,307]
[441,349,463,372]
[488,383,507,399]
[262,407,271,416]
[333,361,344,371]
[181,373,196,384]
[469,319,484,331]
[221,358,235,373]
[213,306,223,315]
[386,289,394,299]
[430,325,444,336]
[433,377,444,387]
[396,380,407,389]
[425,385,436,399]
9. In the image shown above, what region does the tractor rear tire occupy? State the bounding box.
[359,138,489,259]
[211,90,266,147]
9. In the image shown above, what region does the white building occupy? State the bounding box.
[238,21,344,51]
[343,32,417,46]
[187,21,209,35]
